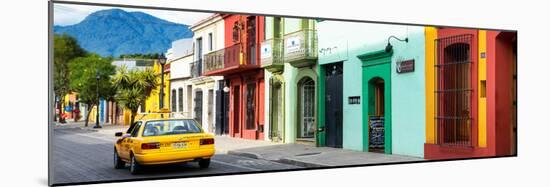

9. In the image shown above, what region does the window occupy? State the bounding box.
[435,34,473,146]
[245,83,256,130]
[127,121,142,134]
[178,88,184,112]
[298,77,315,139]
[130,122,142,137]
[232,21,240,42]
[208,33,213,51]
[142,119,202,137]
[171,89,177,112]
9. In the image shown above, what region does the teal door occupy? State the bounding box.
[358,50,392,154]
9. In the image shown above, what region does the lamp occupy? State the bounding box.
[158,53,167,110]
[385,35,408,52]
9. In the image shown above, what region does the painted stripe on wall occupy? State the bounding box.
[425,27,437,144]
[478,30,487,147]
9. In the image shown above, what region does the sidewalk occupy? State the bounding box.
[225,139,423,167]
[53,120,128,137]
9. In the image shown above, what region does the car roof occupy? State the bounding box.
[139,118,196,123]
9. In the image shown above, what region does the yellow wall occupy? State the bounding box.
[425,27,437,144]
[135,59,171,121]
[478,30,487,147]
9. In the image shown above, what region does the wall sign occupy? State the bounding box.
[285,36,301,54]
[396,59,415,73]
[348,96,360,104]
[261,43,272,59]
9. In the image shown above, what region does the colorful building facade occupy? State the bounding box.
[203,14,266,140]
[424,27,517,159]
[261,17,319,144]
[155,13,517,159]
[315,21,426,157]
[189,14,225,134]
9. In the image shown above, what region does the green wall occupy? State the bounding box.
[263,17,318,144]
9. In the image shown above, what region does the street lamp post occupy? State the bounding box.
[158,53,167,110]
[94,70,102,128]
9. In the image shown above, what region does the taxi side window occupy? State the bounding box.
[131,123,142,137]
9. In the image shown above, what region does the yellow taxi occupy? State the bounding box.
[113,118,215,174]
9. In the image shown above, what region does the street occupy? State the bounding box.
[52,127,301,185]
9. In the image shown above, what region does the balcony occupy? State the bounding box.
[260,38,284,72]
[283,29,318,68]
[190,59,202,78]
[203,43,261,76]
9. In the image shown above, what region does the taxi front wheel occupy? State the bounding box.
[199,158,210,168]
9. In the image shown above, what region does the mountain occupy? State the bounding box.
[54,9,193,57]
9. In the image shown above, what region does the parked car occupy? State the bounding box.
[113,118,215,174]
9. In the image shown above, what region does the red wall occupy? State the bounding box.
[222,14,265,140]
[488,31,515,156]
[425,28,483,160]
[427,29,516,160]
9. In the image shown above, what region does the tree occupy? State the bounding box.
[112,65,157,126]
[118,53,160,59]
[68,54,116,127]
[54,34,86,123]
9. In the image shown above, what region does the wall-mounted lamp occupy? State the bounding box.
[385,36,408,52]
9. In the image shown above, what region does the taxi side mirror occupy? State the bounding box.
[115,132,123,137]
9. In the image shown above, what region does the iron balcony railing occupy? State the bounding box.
[283,29,318,64]
[260,37,284,70]
[203,48,225,74]
[190,59,202,78]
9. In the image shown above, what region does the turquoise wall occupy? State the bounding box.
[317,21,426,157]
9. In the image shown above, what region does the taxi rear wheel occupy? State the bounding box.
[114,148,125,169]
[129,154,141,175]
[199,158,210,168]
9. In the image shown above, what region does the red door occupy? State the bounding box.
[242,81,258,139]
[231,84,241,138]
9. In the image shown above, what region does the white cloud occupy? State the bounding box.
[53,4,212,26]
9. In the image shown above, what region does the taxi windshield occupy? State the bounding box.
[142,119,202,137]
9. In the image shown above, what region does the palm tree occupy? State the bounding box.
[112,65,158,126]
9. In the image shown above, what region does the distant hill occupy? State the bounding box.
[54,9,193,57]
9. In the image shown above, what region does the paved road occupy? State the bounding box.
[52,127,300,185]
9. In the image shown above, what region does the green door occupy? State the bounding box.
[358,50,392,154]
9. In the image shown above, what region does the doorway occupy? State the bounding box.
[247,16,257,65]
[368,78,385,153]
[233,85,241,137]
[194,89,203,126]
[297,77,316,141]
[270,78,284,142]
[324,62,343,148]
[359,50,392,154]
[207,89,214,133]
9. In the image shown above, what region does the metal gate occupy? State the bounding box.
[435,34,473,146]
[324,62,343,148]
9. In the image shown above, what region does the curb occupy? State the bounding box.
[227,150,330,168]
[227,150,262,160]
[278,158,329,168]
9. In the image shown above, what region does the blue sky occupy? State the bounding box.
[54,4,211,26]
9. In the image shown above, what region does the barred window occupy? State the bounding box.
[435,34,473,146]
[171,89,177,112]
[178,88,184,113]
